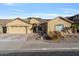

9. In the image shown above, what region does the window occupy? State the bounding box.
[55,24,64,31]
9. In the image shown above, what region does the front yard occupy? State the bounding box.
[0,33,79,43]
[0,33,79,54]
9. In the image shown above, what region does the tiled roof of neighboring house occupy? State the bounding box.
[0,18,31,27]
[26,17,41,23]
[26,17,52,24]
[39,19,52,23]
[0,19,12,27]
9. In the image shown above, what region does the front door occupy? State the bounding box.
[3,27,7,33]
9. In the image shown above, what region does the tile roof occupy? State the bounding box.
[0,18,30,26]
[26,17,52,23]
[0,19,12,27]
[54,16,74,23]
[0,17,54,26]
[39,19,52,23]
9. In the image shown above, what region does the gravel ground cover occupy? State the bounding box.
[0,33,78,54]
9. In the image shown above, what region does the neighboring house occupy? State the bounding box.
[6,18,32,34]
[0,18,33,34]
[41,16,74,36]
[0,20,11,34]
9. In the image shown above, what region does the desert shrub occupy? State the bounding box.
[49,31,62,40]
[40,33,51,40]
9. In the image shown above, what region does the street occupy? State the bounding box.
[1,51,79,56]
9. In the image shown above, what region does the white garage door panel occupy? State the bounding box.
[8,27,27,34]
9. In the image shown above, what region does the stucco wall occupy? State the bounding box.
[6,19,32,34]
[0,26,3,34]
[47,17,72,35]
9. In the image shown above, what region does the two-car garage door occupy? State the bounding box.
[7,26,27,34]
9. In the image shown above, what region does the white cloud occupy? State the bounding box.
[0,16,15,19]
[0,12,74,19]
[0,13,72,19]
[34,13,70,16]
[29,13,68,18]
[11,13,71,19]
[12,9,25,12]
[59,8,79,15]
[26,13,72,18]
[3,3,15,6]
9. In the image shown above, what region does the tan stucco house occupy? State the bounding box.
[6,18,32,34]
[0,17,42,34]
[41,16,74,36]
[0,16,74,35]
[0,18,33,34]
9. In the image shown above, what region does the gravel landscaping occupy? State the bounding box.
[0,33,79,43]
[0,33,78,54]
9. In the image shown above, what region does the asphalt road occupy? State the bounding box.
[1,51,79,56]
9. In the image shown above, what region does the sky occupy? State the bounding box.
[0,3,79,19]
